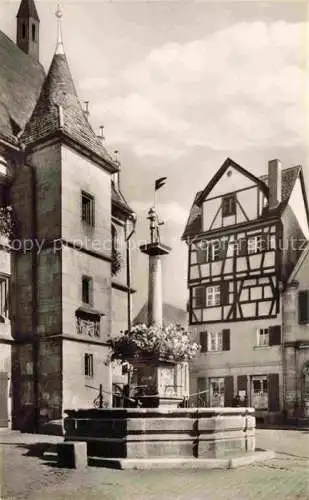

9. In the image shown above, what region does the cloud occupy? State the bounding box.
[91,20,308,159]
[79,77,110,91]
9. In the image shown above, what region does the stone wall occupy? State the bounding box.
[283,276,309,418]
[62,339,112,410]
[64,407,255,459]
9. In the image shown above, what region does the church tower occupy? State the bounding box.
[16,0,40,60]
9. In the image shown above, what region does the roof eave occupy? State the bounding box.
[182,214,281,243]
[112,198,134,217]
[22,129,119,174]
[0,133,20,150]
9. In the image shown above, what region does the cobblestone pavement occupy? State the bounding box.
[0,430,308,500]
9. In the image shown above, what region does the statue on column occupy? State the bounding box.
[147,207,164,244]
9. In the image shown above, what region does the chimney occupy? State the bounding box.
[268,159,282,210]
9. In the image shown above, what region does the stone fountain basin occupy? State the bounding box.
[64,407,256,460]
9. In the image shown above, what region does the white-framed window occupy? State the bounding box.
[208,331,223,352]
[257,328,269,347]
[196,240,221,263]
[206,285,221,307]
[248,235,263,254]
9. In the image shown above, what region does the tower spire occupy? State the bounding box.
[16,0,40,60]
[55,0,64,55]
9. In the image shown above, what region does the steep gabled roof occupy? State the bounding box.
[0,30,45,144]
[182,160,303,240]
[17,0,40,21]
[259,165,308,218]
[195,157,268,206]
[21,52,117,172]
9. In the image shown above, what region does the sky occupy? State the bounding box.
[1,0,309,315]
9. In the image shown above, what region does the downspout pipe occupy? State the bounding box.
[19,143,39,432]
[125,213,136,333]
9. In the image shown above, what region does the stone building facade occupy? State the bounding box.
[282,244,309,420]
[0,0,135,432]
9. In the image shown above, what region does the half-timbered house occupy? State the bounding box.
[182,157,309,421]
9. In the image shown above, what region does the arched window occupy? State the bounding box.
[32,23,36,42]
[21,22,26,40]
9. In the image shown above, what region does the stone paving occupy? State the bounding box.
[0,429,308,500]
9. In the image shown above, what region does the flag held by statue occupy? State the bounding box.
[155,177,167,191]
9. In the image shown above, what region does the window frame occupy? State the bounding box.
[257,328,270,347]
[247,234,264,255]
[222,194,236,218]
[84,353,94,377]
[82,275,93,306]
[206,285,221,307]
[81,191,95,227]
[208,331,223,352]
[0,276,10,319]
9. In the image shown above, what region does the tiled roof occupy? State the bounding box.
[0,30,45,143]
[22,52,117,170]
[182,165,301,240]
[112,181,134,214]
[259,165,301,212]
[17,0,40,21]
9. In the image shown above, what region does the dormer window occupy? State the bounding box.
[222,194,236,218]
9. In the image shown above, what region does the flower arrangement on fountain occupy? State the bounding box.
[106,323,200,365]
[0,206,14,239]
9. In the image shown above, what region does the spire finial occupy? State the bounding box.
[55,0,64,55]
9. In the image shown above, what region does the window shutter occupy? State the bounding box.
[197,377,207,393]
[269,325,281,346]
[298,291,309,324]
[196,249,207,264]
[200,331,208,353]
[224,376,234,406]
[222,329,230,351]
[237,375,247,392]
[221,281,229,306]
[195,287,206,308]
[268,373,280,411]
[218,239,227,260]
[237,238,247,257]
